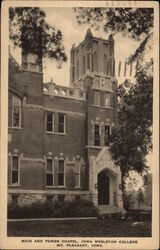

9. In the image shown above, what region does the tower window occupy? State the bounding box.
[87,54,90,70]
[47,113,54,132]
[46,158,53,186]
[58,159,64,186]
[12,155,19,185]
[94,90,100,106]
[104,125,110,146]
[104,93,110,107]
[94,124,100,146]
[58,113,65,133]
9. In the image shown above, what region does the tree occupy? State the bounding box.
[74,7,153,190]
[9,7,67,65]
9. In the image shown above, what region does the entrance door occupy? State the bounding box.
[98,171,110,205]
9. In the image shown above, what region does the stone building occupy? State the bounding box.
[8,29,124,214]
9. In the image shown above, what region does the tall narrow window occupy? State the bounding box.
[103,55,107,74]
[76,60,79,78]
[46,158,53,186]
[94,124,100,146]
[82,56,86,74]
[92,52,97,72]
[58,113,65,133]
[104,125,110,146]
[104,93,110,107]
[47,113,54,132]
[87,54,90,70]
[58,159,64,186]
[94,90,100,106]
[12,95,21,128]
[12,155,19,185]
[75,162,80,187]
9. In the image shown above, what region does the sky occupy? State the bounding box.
[10,7,139,86]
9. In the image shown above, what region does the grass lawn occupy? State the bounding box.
[7,218,151,237]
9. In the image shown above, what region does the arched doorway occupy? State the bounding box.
[98,171,110,205]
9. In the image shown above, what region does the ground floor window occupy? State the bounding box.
[46,158,54,186]
[58,159,65,186]
[11,155,19,185]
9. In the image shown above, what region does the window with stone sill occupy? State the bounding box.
[104,125,110,146]
[75,162,81,187]
[58,113,65,134]
[58,159,65,186]
[46,158,54,186]
[9,94,22,128]
[46,112,54,132]
[11,155,19,185]
[104,93,110,107]
[94,124,100,146]
[94,90,100,106]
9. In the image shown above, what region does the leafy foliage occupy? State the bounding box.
[110,69,153,179]
[74,7,153,63]
[8,199,98,219]
[9,7,67,64]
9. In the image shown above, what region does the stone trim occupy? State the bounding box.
[44,107,86,116]
[8,189,90,195]
[85,145,103,149]
[21,157,45,163]
[90,105,114,110]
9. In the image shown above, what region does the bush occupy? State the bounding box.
[8,199,98,219]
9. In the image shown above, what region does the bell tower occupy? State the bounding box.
[70,29,115,89]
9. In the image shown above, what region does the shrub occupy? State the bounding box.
[8,199,98,219]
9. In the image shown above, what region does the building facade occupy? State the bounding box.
[8,29,124,213]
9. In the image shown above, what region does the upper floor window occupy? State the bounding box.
[82,56,86,74]
[47,113,54,132]
[58,159,65,186]
[92,52,97,72]
[94,90,100,106]
[104,125,110,146]
[12,95,22,128]
[104,93,110,107]
[46,158,54,186]
[76,60,79,78]
[94,124,100,146]
[58,113,65,133]
[12,155,19,185]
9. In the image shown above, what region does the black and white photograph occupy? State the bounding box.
[0,1,159,249]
